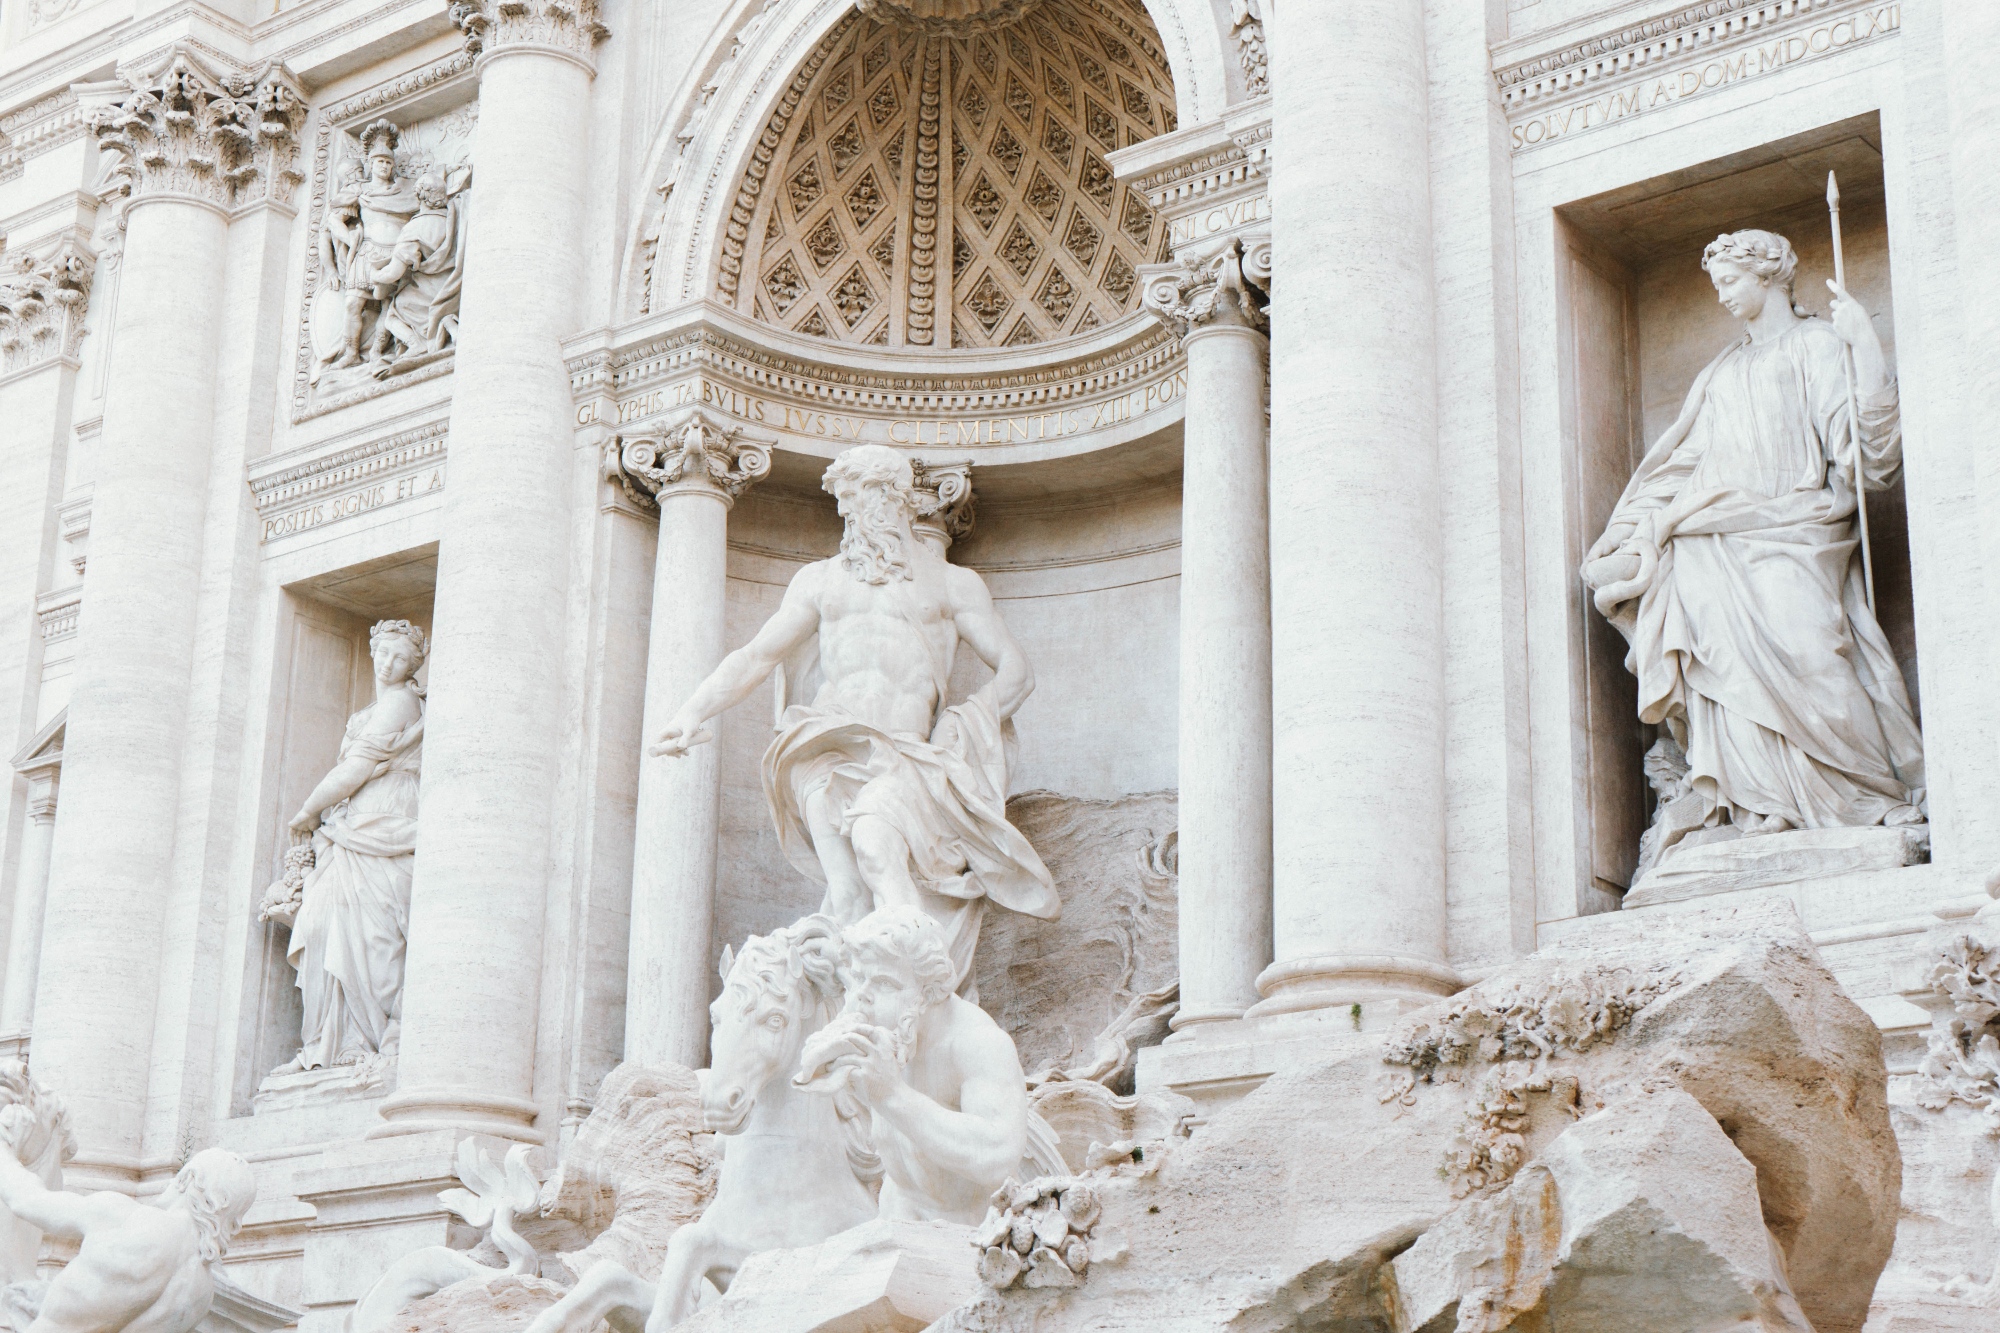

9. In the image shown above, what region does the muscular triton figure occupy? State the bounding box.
[0,1118,255,1333]
[651,444,1058,985]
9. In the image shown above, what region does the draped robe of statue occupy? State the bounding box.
[1593,317,1924,852]
[288,702,424,1067]
[762,628,1057,991]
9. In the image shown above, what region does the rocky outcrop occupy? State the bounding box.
[940,900,1899,1333]
[984,791,1178,1090]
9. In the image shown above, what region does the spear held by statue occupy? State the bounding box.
[1828,169,1878,615]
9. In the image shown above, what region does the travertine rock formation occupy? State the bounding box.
[941,901,1897,1332]
[980,791,1179,1087]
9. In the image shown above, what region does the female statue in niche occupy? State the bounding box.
[266,619,427,1073]
[1582,229,1924,873]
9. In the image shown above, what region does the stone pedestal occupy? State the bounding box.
[1627,825,1931,907]
[291,1132,463,1333]
[614,419,769,1069]
[1139,242,1272,1031]
[1259,0,1455,1017]
[382,6,604,1143]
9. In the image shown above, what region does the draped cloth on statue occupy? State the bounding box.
[288,705,423,1069]
[1594,318,1923,843]
[762,688,1058,990]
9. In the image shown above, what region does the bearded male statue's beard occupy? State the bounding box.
[838,483,912,585]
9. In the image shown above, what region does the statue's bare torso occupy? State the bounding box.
[801,548,963,741]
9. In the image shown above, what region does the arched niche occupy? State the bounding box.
[621,0,1236,326]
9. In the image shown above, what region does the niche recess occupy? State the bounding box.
[233,545,436,1116]
[1553,112,1912,899]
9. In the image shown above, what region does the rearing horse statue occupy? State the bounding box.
[523,915,877,1333]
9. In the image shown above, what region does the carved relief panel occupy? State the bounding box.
[291,61,478,420]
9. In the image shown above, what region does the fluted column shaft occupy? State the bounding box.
[0,775,58,1044]
[383,18,601,1140]
[617,422,768,1068]
[1144,244,1272,1029]
[32,192,228,1175]
[1258,0,1454,1015]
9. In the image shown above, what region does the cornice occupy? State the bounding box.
[248,418,448,510]
[1494,0,1902,149]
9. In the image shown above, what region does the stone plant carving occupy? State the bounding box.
[1228,0,1269,95]
[450,0,609,61]
[602,414,772,509]
[1913,933,2000,1134]
[309,117,471,391]
[0,236,92,374]
[92,48,307,213]
[973,1178,1099,1291]
[266,619,427,1077]
[1382,964,1677,1194]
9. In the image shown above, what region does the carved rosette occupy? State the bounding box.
[92,48,307,213]
[1138,238,1268,340]
[911,460,975,549]
[451,0,609,69]
[604,411,771,509]
[0,235,94,373]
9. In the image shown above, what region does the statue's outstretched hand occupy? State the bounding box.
[649,719,715,758]
[288,808,320,835]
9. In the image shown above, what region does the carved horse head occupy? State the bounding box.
[704,914,845,1135]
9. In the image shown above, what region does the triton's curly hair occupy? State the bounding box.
[1701,229,1808,316]
[839,906,956,1009]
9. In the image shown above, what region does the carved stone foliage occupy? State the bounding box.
[603,410,773,508]
[1228,0,1268,95]
[1914,933,2000,1134]
[730,1,1177,349]
[92,48,306,212]
[304,104,477,404]
[1381,963,1679,1195]
[450,0,609,64]
[911,460,975,545]
[1139,235,1266,338]
[974,1177,1099,1291]
[0,235,93,374]
[976,791,1178,1092]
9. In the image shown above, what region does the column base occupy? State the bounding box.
[370,1086,544,1142]
[1138,996,1444,1124]
[1244,952,1460,1019]
[1167,1001,1252,1034]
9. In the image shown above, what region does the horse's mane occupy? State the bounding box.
[719,914,883,1187]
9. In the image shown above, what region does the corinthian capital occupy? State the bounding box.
[0,234,94,374]
[605,411,771,508]
[911,461,975,550]
[451,0,609,69]
[92,47,307,213]
[1139,238,1268,340]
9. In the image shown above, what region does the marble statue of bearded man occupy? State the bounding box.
[651,445,1057,989]
[1583,229,1924,865]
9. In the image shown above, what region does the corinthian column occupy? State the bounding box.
[1141,241,1272,1029]
[30,49,303,1182]
[612,415,769,1068]
[1256,0,1456,1016]
[380,1,607,1140]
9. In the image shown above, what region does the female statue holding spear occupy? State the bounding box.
[1582,224,1924,868]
